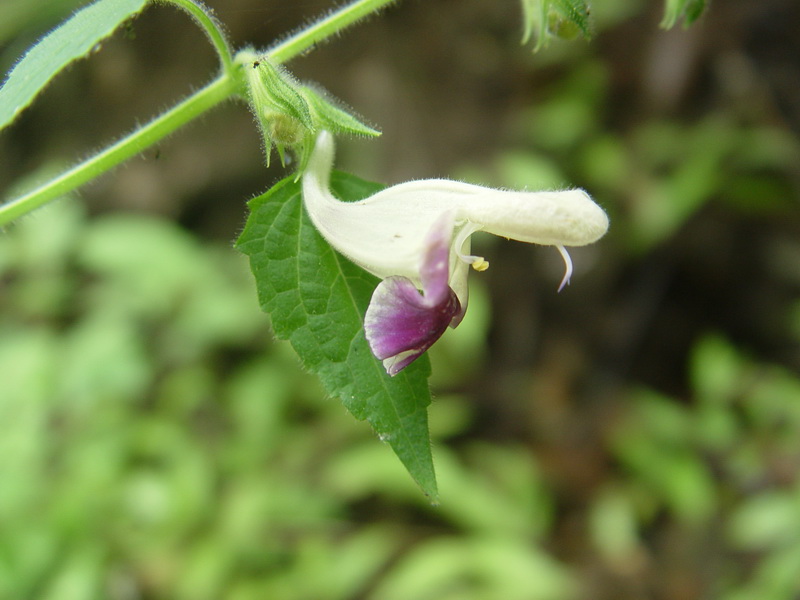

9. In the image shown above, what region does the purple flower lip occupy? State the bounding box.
[365,212,462,375]
[302,131,609,375]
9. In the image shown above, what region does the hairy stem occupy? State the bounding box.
[0,75,235,226]
[0,0,399,227]
[268,0,397,63]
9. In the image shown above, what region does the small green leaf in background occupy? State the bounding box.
[237,171,438,499]
[661,0,708,28]
[520,0,592,51]
[0,0,149,131]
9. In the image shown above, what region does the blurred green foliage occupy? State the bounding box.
[3,198,799,598]
[661,0,709,28]
[0,0,79,48]
[610,336,800,600]
[520,0,593,51]
[460,60,800,254]
[3,1,800,599]
[0,200,575,599]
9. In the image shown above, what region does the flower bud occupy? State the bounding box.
[244,56,312,166]
[241,51,379,169]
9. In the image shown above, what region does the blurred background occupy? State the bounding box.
[2,0,800,598]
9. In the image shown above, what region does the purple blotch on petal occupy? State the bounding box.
[365,276,460,375]
[417,211,454,307]
[364,211,461,376]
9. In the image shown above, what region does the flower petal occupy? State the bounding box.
[418,211,455,306]
[302,132,609,288]
[365,276,460,375]
[364,212,461,376]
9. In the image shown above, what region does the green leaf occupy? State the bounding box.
[0,0,149,132]
[661,0,708,28]
[236,171,438,499]
[303,86,380,139]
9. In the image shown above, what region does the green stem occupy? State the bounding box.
[0,0,399,227]
[0,75,235,226]
[268,0,397,63]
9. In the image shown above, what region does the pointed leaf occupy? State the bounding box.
[0,0,149,132]
[237,171,438,499]
[303,86,380,138]
[661,0,708,28]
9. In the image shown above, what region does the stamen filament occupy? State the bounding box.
[556,245,573,292]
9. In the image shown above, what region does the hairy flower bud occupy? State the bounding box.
[240,51,379,169]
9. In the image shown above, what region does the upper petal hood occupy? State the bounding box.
[302,132,609,287]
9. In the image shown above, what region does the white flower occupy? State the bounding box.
[302,131,609,375]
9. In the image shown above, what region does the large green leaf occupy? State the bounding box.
[237,171,438,499]
[0,0,149,131]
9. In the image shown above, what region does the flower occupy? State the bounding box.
[302,131,609,376]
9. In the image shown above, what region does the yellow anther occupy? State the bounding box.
[471,258,489,272]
